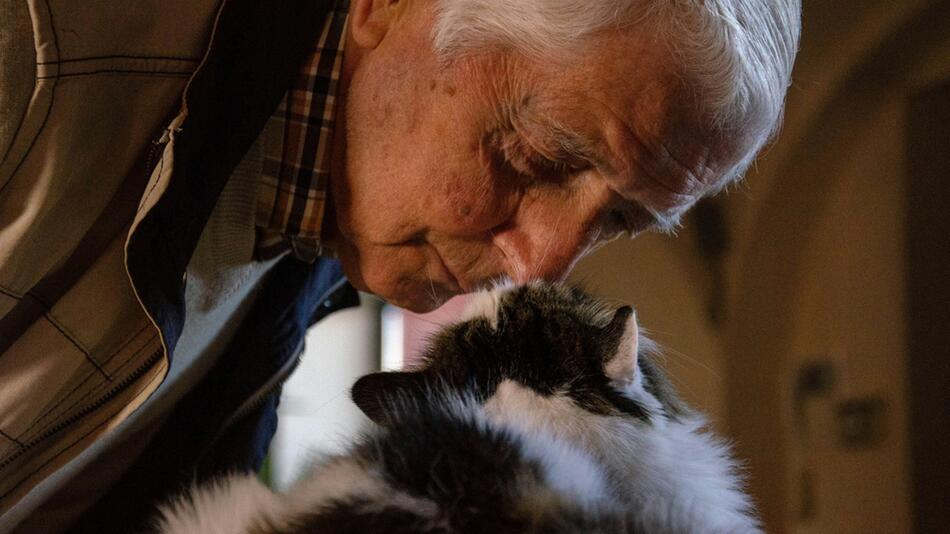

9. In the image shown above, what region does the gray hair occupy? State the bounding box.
[433,0,801,181]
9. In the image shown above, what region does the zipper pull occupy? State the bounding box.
[154,128,171,146]
[153,124,183,147]
[144,128,174,180]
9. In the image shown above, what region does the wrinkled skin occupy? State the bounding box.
[325,0,749,311]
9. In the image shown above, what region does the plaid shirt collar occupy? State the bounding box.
[255,0,349,262]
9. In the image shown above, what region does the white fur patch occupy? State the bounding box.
[481,381,610,507]
[156,474,285,534]
[458,284,512,329]
[480,379,761,533]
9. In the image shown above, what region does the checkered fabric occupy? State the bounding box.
[255,0,348,262]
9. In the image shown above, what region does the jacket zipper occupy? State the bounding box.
[0,347,164,473]
[0,127,175,477]
[144,128,171,176]
[193,277,351,473]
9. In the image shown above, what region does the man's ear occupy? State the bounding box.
[349,0,407,49]
[351,370,425,425]
[602,306,639,385]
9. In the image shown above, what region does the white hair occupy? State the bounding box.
[433,0,801,181]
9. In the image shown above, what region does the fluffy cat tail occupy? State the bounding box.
[155,474,284,534]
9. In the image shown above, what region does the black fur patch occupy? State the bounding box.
[270,409,654,533]
[272,411,553,533]
[353,283,667,425]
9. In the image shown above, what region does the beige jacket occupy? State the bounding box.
[0,0,224,512]
[0,0,330,514]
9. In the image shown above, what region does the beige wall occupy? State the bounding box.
[783,102,912,534]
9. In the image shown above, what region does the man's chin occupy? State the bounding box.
[336,246,457,312]
[350,276,455,313]
[379,284,457,313]
[389,295,448,314]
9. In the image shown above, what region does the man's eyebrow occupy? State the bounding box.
[551,128,596,159]
[547,124,601,164]
[518,110,601,164]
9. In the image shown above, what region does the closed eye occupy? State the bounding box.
[492,128,591,183]
[526,152,591,181]
[505,146,591,184]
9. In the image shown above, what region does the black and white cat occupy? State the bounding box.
[157,283,759,533]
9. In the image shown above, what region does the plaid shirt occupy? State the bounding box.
[255,0,348,262]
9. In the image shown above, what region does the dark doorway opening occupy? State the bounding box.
[904,78,950,533]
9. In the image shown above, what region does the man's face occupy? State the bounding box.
[330,1,743,312]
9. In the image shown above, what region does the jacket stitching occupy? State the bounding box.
[37,70,193,80]
[22,324,151,438]
[99,323,154,367]
[20,325,153,444]
[0,0,59,196]
[0,365,162,502]
[0,285,22,300]
[0,68,35,173]
[18,330,155,442]
[0,429,24,449]
[0,6,39,171]
[36,54,199,65]
[42,311,110,380]
[20,344,155,448]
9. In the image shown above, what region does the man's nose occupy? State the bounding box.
[491,223,591,284]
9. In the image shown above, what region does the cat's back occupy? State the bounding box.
[158,401,626,534]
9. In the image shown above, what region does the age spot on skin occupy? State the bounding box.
[443,84,457,96]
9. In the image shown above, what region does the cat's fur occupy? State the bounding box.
[156,283,760,533]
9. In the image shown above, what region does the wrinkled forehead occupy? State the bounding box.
[512,31,745,220]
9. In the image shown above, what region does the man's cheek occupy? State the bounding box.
[336,244,368,293]
[356,247,414,291]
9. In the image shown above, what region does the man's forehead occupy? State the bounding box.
[516,65,731,213]
[454,31,741,219]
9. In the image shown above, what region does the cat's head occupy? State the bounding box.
[352,282,685,428]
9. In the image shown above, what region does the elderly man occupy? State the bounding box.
[0,0,799,531]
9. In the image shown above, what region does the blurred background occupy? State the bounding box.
[269,2,950,533]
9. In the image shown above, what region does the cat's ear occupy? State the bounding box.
[603,306,639,385]
[351,371,426,425]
